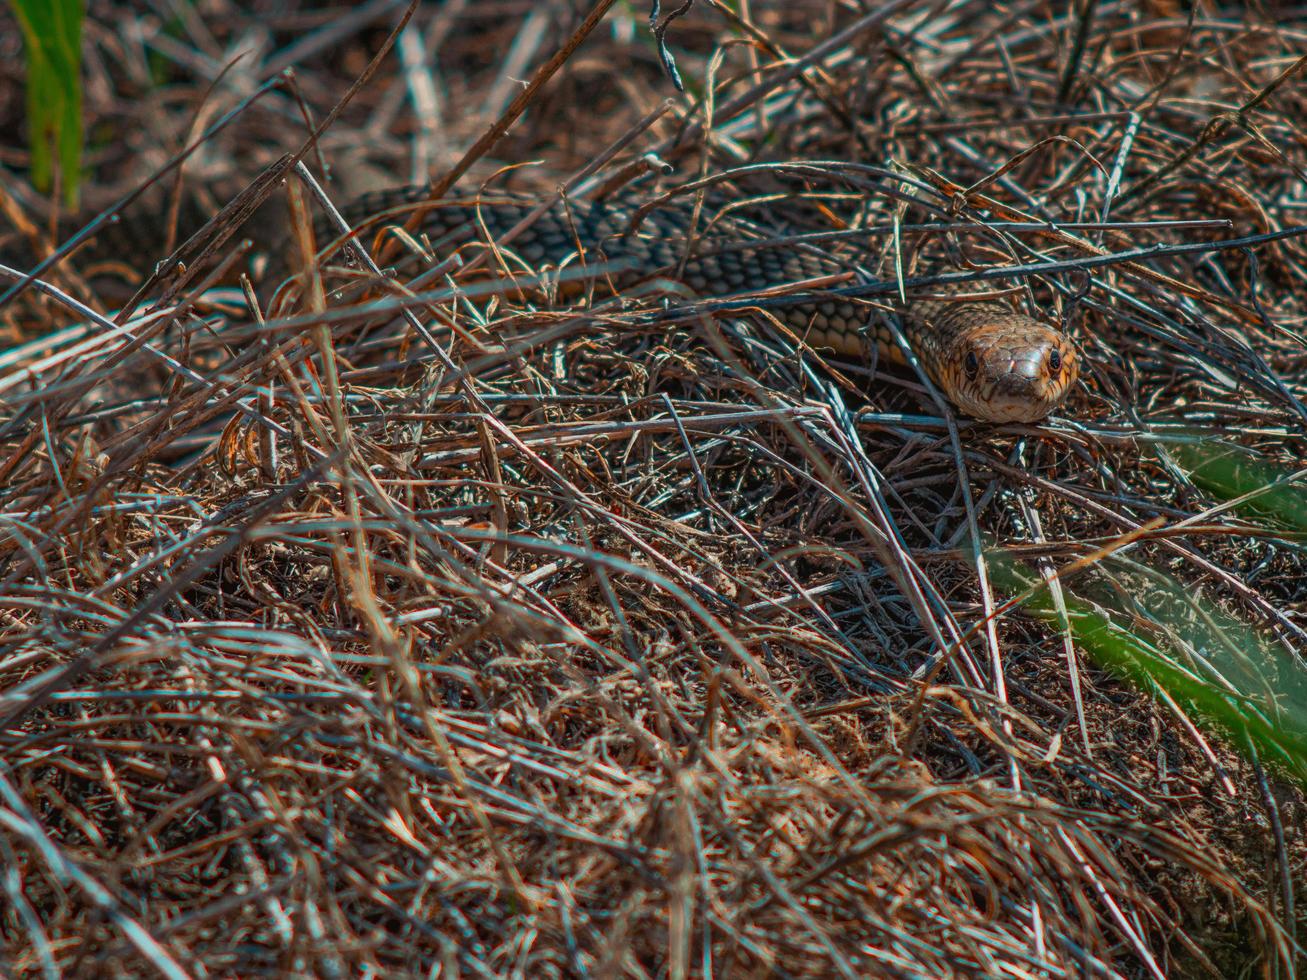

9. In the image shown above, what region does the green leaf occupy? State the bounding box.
[1169,440,1307,535]
[8,0,85,208]
[986,545,1307,786]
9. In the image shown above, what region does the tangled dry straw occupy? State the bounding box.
[1,0,1305,976]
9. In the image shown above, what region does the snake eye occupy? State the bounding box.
[1048,349,1062,374]
[963,351,979,378]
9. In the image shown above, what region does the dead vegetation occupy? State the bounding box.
[1,0,1306,976]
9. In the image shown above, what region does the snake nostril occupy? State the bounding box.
[964,351,979,378]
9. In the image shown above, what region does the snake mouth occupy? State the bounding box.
[959,384,1069,424]
[950,323,1079,423]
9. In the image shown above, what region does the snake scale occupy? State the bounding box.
[31,183,1082,422]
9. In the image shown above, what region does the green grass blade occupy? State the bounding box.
[8,0,85,208]
[986,547,1307,785]
[1170,440,1307,534]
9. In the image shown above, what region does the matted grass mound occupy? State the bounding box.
[1,1,1304,976]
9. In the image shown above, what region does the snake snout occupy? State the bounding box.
[954,321,1079,423]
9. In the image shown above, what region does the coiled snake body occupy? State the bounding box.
[320,186,1078,423]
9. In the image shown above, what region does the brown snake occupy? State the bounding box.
[316,186,1079,423]
[25,184,1081,422]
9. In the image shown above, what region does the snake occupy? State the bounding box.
[18,183,1081,423]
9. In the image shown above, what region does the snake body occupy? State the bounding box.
[317,186,1078,423]
[18,183,1079,422]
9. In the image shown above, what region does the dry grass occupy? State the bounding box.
[1,1,1306,976]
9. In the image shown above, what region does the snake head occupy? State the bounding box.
[951,318,1079,423]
